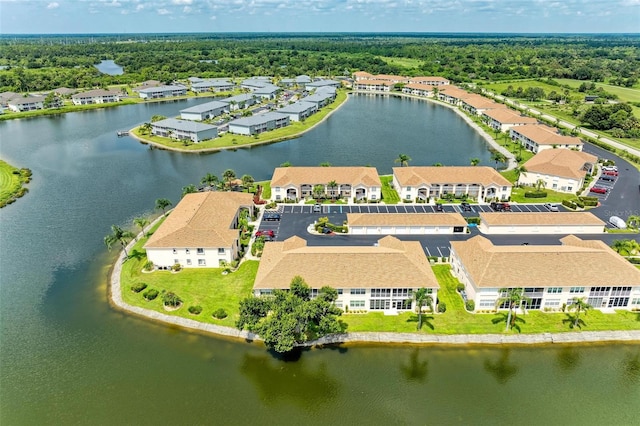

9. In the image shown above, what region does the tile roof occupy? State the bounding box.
[71,89,120,98]
[138,84,186,94]
[229,112,288,127]
[8,95,45,105]
[347,213,467,227]
[479,212,605,226]
[523,149,598,179]
[409,76,449,83]
[356,80,395,86]
[404,83,436,91]
[438,86,474,100]
[254,236,440,290]
[393,166,512,187]
[373,74,408,82]
[144,192,253,249]
[512,124,583,146]
[482,108,538,125]
[277,101,316,114]
[461,94,507,110]
[451,235,640,288]
[180,100,228,114]
[152,118,217,132]
[271,167,382,187]
[220,94,257,104]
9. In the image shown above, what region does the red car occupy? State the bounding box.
[255,230,275,238]
[590,186,607,194]
[603,170,619,176]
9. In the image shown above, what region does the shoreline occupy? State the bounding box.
[128,92,352,154]
[108,227,640,347]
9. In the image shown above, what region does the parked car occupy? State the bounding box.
[599,175,616,182]
[602,166,618,172]
[313,203,322,213]
[603,170,619,176]
[609,216,627,229]
[435,204,444,212]
[543,203,559,212]
[255,230,275,238]
[263,212,281,221]
[501,202,512,211]
[590,186,607,194]
[460,202,472,212]
[490,202,510,211]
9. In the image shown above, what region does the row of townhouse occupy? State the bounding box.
[150,118,218,142]
[138,84,188,99]
[71,89,121,105]
[143,174,640,313]
[353,71,450,86]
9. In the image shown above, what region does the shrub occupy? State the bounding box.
[427,256,438,263]
[143,289,159,301]
[465,300,475,311]
[437,302,447,313]
[466,217,481,225]
[172,263,182,272]
[562,199,577,209]
[524,191,547,198]
[163,291,182,307]
[131,282,148,293]
[188,305,203,315]
[143,260,155,271]
[212,308,228,319]
[456,283,465,292]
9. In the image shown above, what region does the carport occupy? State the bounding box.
[347,213,468,235]
[477,212,606,234]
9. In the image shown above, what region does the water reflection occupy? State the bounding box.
[484,348,519,385]
[240,352,340,407]
[621,350,640,386]
[555,346,582,374]
[400,348,429,383]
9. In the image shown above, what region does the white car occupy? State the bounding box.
[543,203,559,212]
[602,166,618,172]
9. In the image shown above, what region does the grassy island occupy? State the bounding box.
[0,160,32,208]
[131,90,348,152]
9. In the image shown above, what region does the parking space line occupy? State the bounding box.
[424,246,432,256]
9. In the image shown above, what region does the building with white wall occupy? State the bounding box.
[482,108,538,132]
[276,101,317,121]
[477,212,606,235]
[180,100,228,121]
[138,84,187,99]
[151,118,217,142]
[519,149,597,193]
[510,124,583,153]
[71,89,121,105]
[228,112,289,135]
[347,213,468,235]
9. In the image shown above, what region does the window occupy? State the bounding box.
[547,287,562,294]
[186,259,192,265]
[260,289,273,296]
[570,287,585,294]
[590,287,611,297]
[218,248,225,254]
[172,249,177,254]
[631,298,640,306]
[545,299,560,307]
[275,187,281,192]
[370,299,390,310]
[174,259,179,265]
[198,259,206,266]
[371,289,391,298]
[197,248,204,254]
[608,297,629,308]
[479,299,495,308]
[350,289,366,295]
[337,289,343,295]
[350,300,365,308]
[611,287,631,297]
[185,249,190,254]
[406,194,411,199]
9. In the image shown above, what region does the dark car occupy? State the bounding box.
[501,202,511,211]
[263,212,281,221]
[490,202,506,211]
[460,202,472,212]
[435,204,444,212]
[599,175,616,182]
[590,186,607,194]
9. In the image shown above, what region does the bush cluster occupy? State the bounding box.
[131,282,148,293]
[466,217,481,225]
[188,305,203,315]
[562,199,578,210]
[212,308,228,319]
[465,300,475,311]
[524,191,547,198]
[438,302,447,313]
[143,289,159,301]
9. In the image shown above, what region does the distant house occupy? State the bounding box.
[450,235,640,312]
[241,78,272,90]
[228,112,289,135]
[144,192,254,269]
[7,95,46,112]
[482,108,538,132]
[354,80,394,92]
[437,86,474,105]
[188,77,204,84]
[279,75,312,87]
[402,83,435,97]
[585,95,599,102]
[300,91,335,108]
[132,80,162,92]
[276,101,318,121]
[305,79,341,90]
[220,94,258,111]
[180,100,228,121]
[510,124,583,153]
[71,89,121,105]
[253,235,439,313]
[407,76,450,86]
[270,166,382,202]
[477,212,605,235]
[0,91,19,106]
[519,149,597,193]
[252,84,280,100]
[191,79,234,93]
[352,71,374,81]
[54,87,77,97]
[459,95,507,116]
[393,166,512,203]
[151,118,217,142]
[138,84,187,99]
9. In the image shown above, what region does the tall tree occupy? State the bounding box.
[133,217,149,239]
[413,288,433,331]
[222,169,236,188]
[155,198,172,216]
[327,180,338,198]
[570,298,593,328]
[182,184,197,197]
[241,174,254,187]
[495,288,528,332]
[201,172,219,188]
[104,225,135,257]
[491,151,507,169]
[513,165,527,186]
[395,153,412,167]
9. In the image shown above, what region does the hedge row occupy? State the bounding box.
[524,191,548,198]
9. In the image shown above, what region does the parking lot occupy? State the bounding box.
[588,175,617,202]
[277,202,566,215]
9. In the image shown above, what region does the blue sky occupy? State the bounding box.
[1,0,639,34]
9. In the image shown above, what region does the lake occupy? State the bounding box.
[0,95,638,424]
[95,59,124,76]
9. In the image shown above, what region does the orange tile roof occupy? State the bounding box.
[254,236,440,290]
[479,212,605,226]
[482,108,538,125]
[144,192,253,249]
[461,95,507,110]
[347,213,467,227]
[451,235,640,288]
[404,83,436,91]
[393,166,512,187]
[523,149,597,179]
[271,167,382,187]
[512,124,583,146]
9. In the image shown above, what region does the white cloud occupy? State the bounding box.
[46,2,59,9]
[157,8,171,15]
[210,15,217,20]
[172,0,193,4]
[183,6,192,13]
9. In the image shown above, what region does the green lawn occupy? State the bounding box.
[0,160,31,207]
[256,180,271,200]
[133,90,348,151]
[120,231,258,328]
[377,56,424,69]
[554,78,640,103]
[344,265,640,334]
[483,80,569,98]
[509,187,579,204]
[380,175,400,204]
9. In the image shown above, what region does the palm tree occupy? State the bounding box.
[241,174,254,188]
[327,180,338,198]
[313,184,325,199]
[182,184,197,197]
[413,288,433,330]
[155,198,172,216]
[495,288,528,332]
[535,178,546,192]
[140,122,152,135]
[201,173,219,188]
[280,161,292,167]
[133,217,149,239]
[513,165,527,186]
[470,158,480,166]
[570,298,593,328]
[222,169,236,189]
[104,225,135,258]
[394,153,412,167]
[491,151,507,170]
